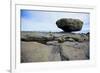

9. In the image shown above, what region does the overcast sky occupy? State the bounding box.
[21,9,90,33]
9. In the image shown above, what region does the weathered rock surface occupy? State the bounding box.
[21,32,89,43]
[56,18,83,32]
[21,32,89,63]
[60,42,89,60]
[21,42,52,62]
[21,31,55,44]
[21,41,62,63]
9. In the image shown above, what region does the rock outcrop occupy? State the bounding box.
[21,42,52,62]
[56,18,83,32]
[60,42,89,60]
[21,32,89,44]
[21,32,89,63]
[21,17,89,63]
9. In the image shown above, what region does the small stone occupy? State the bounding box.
[46,41,58,45]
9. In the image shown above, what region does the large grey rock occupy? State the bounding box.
[21,41,61,63]
[21,42,53,62]
[21,32,90,62]
[56,18,83,32]
[61,43,87,60]
[21,32,54,44]
[60,42,89,60]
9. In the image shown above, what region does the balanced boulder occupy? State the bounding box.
[56,18,83,32]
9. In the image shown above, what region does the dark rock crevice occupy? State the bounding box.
[49,43,70,61]
[57,44,70,61]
